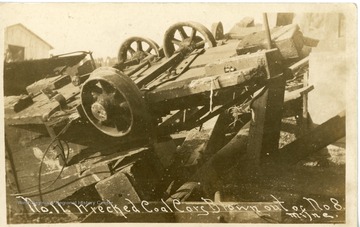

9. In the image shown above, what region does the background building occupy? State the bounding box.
[4,23,53,62]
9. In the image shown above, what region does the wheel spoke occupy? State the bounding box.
[178,27,188,39]
[189,28,197,42]
[113,91,126,105]
[113,114,131,132]
[82,92,96,106]
[103,120,120,132]
[195,40,206,48]
[146,46,153,53]
[171,38,182,46]
[88,81,102,94]
[128,47,136,55]
[137,40,143,51]
[119,101,131,117]
[83,81,101,104]
[99,80,115,94]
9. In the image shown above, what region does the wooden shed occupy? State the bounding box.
[4,23,53,62]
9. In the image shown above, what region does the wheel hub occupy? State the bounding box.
[91,102,108,122]
[179,36,204,53]
[90,92,115,122]
[131,51,148,62]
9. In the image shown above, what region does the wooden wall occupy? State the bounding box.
[5,24,52,60]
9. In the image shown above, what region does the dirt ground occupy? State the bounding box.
[221,117,346,223]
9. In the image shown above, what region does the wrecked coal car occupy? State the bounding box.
[5,16,345,223]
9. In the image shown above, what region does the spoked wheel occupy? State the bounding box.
[163,21,216,58]
[118,36,160,64]
[81,67,150,137]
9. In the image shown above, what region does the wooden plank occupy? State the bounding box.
[95,166,141,212]
[175,129,211,167]
[145,50,204,89]
[26,75,71,96]
[244,47,285,165]
[284,85,314,102]
[202,112,232,160]
[204,50,268,76]
[5,82,80,125]
[16,148,147,212]
[246,74,286,165]
[4,95,33,114]
[134,52,184,87]
[286,56,309,78]
[226,26,263,39]
[147,65,264,104]
[187,40,239,69]
[236,24,304,59]
[273,111,345,165]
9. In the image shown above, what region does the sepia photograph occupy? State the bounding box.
[0,3,357,226]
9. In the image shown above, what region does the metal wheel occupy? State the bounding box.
[211,22,224,40]
[118,36,160,64]
[163,21,216,58]
[81,67,149,137]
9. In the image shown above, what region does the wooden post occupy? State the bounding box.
[246,75,286,166]
[301,70,309,135]
[263,13,272,50]
[246,49,286,166]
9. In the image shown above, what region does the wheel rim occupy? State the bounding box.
[211,22,224,40]
[163,21,216,58]
[81,74,133,137]
[118,36,160,64]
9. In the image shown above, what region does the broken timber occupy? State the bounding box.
[272,111,346,165]
[236,24,304,59]
[167,122,251,201]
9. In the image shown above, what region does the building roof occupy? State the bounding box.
[6,23,54,49]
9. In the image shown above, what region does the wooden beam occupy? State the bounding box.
[202,112,232,160]
[147,65,266,104]
[157,86,257,135]
[236,24,304,59]
[272,111,345,165]
[133,52,184,88]
[246,74,286,165]
[167,122,251,201]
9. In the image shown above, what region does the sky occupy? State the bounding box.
[0,3,350,59]
[0,3,266,58]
